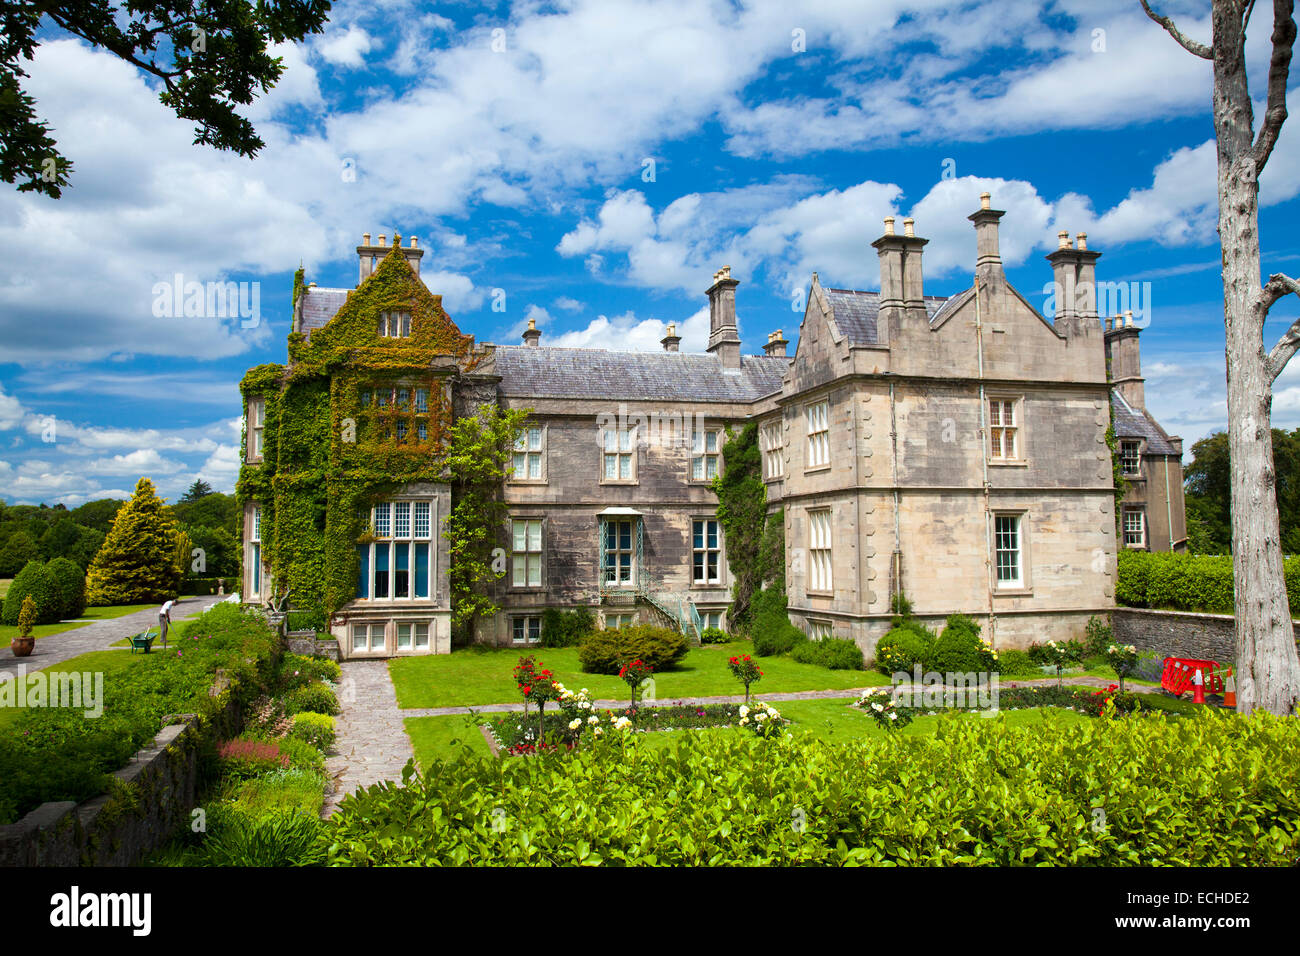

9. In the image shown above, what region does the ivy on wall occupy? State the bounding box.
[713,421,784,633]
[235,241,524,626]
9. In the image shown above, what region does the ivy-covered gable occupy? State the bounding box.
[292,239,476,372]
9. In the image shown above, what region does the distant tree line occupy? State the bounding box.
[1184,429,1300,555]
[0,479,239,581]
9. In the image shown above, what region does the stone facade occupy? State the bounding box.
[241,193,1186,660]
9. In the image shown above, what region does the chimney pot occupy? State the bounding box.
[1076,232,1088,251]
[410,236,418,248]
[903,217,915,238]
[883,216,896,236]
[660,321,681,352]
[980,192,991,210]
[1057,230,1071,250]
[378,234,387,247]
[362,233,371,245]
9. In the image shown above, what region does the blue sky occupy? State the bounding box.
[1,0,1298,506]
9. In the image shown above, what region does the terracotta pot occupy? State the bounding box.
[11,637,34,658]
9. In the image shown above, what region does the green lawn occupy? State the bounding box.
[0,648,143,733]
[388,639,889,710]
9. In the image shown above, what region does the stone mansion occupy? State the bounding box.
[238,192,1185,660]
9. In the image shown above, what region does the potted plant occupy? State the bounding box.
[11,595,37,657]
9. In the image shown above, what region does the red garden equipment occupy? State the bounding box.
[1160,657,1233,703]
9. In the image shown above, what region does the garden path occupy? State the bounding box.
[398,674,1126,718]
[0,594,225,681]
[322,659,415,818]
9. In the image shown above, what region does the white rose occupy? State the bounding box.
[569,719,581,730]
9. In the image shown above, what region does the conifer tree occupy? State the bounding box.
[85,477,182,606]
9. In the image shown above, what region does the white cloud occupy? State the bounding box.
[549,307,710,352]
[316,26,374,68]
[85,449,186,476]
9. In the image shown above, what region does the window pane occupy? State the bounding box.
[528,557,541,587]
[619,455,631,479]
[527,520,542,551]
[415,623,429,648]
[395,502,410,537]
[375,545,390,598]
[513,555,526,587]
[374,503,390,536]
[415,543,430,598]
[397,623,412,649]
[414,501,430,537]
[395,544,410,598]
[528,453,541,478]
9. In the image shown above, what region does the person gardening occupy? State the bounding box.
[158,598,175,649]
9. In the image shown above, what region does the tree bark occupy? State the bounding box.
[1210,2,1300,715]
[1145,0,1300,714]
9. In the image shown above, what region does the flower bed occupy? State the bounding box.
[485,699,789,753]
[856,683,1146,723]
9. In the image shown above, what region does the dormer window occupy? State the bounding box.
[379,312,411,337]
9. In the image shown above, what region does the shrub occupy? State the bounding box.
[873,619,936,674]
[277,653,340,691]
[927,615,994,674]
[200,808,328,867]
[577,624,689,674]
[270,735,327,774]
[228,768,327,819]
[284,681,339,716]
[329,711,1300,866]
[752,619,803,656]
[285,608,327,633]
[699,626,729,645]
[541,607,595,648]
[1,560,61,626]
[993,649,1037,676]
[16,595,37,639]
[45,557,87,620]
[218,739,291,780]
[1084,615,1114,657]
[289,712,336,751]
[790,636,864,670]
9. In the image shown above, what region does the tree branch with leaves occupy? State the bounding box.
[0,0,331,198]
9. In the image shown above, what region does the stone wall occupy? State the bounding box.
[0,681,242,867]
[1112,607,1300,664]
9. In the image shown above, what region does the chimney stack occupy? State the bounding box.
[705,265,742,369]
[1105,309,1145,408]
[660,322,681,352]
[763,329,788,357]
[357,230,425,282]
[872,214,929,333]
[522,316,541,347]
[968,192,1006,288]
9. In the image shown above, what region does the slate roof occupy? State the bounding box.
[1112,391,1178,455]
[494,346,790,402]
[822,288,957,345]
[298,287,350,339]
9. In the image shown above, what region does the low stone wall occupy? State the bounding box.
[1112,607,1300,664]
[286,630,341,661]
[0,681,243,867]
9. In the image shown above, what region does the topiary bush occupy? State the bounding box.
[284,681,340,716]
[541,606,595,648]
[1,560,61,625]
[873,619,936,675]
[577,624,689,674]
[699,626,729,645]
[45,556,86,620]
[289,712,336,751]
[927,615,995,674]
[790,636,864,670]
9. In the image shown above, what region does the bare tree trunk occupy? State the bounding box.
[1145,0,1300,714]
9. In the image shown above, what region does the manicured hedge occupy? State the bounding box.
[577,624,689,674]
[1117,549,1300,615]
[790,636,864,670]
[1,560,61,626]
[329,710,1300,865]
[0,602,279,825]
